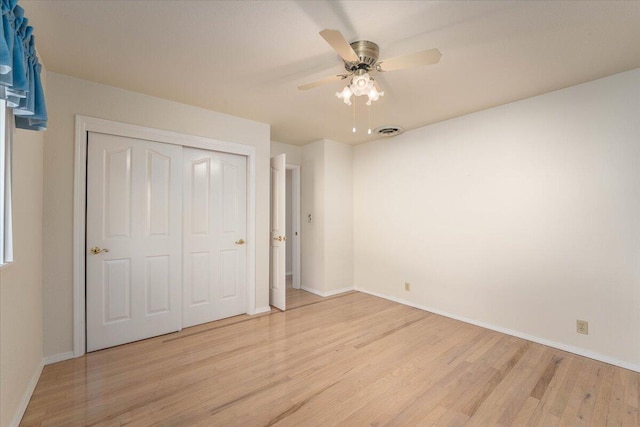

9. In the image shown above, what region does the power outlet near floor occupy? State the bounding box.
[576,320,589,335]
[404,282,411,291]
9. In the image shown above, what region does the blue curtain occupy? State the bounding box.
[0,0,46,131]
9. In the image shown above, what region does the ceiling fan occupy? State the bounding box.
[298,29,442,105]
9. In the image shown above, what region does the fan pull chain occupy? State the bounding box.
[352,97,356,133]
[368,102,372,135]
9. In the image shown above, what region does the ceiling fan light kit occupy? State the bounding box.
[335,71,384,106]
[300,29,441,134]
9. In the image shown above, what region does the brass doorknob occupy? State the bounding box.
[90,246,109,255]
[235,239,245,245]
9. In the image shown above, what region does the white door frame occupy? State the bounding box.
[286,164,301,289]
[73,115,257,357]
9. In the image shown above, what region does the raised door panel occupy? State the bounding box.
[271,166,279,234]
[190,158,210,235]
[104,148,132,239]
[221,250,238,299]
[103,259,131,323]
[147,150,171,237]
[222,161,238,233]
[145,255,170,315]
[188,251,210,306]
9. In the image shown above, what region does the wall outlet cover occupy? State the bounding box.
[576,320,589,335]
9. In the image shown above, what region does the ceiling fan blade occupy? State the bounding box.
[298,74,348,91]
[319,29,359,63]
[378,48,442,72]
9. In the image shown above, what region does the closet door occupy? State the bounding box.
[183,148,247,327]
[86,132,183,352]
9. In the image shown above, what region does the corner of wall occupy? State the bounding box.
[322,140,354,293]
[299,139,355,294]
[300,140,325,293]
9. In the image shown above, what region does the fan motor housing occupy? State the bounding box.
[345,40,379,72]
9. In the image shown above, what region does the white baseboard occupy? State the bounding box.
[301,286,354,298]
[43,351,74,365]
[9,360,43,427]
[251,306,272,315]
[356,287,640,373]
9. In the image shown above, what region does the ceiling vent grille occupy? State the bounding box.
[374,126,404,137]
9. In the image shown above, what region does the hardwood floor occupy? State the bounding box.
[285,275,325,309]
[22,291,639,426]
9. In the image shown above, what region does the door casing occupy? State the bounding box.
[73,116,258,357]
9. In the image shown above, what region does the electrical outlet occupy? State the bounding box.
[404,282,410,291]
[576,320,589,335]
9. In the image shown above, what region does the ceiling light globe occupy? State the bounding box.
[336,86,353,105]
[350,73,373,97]
[366,87,384,105]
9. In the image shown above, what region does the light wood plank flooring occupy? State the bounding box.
[22,292,639,426]
[285,275,324,310]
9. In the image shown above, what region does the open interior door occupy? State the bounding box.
[270,153,286,310]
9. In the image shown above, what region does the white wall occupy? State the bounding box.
[42,72,271,358]
[0,128,44,427]
[354,69,640,368]
[323,140,353,293]
[301,139,353,296]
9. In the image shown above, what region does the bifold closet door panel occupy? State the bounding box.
[183,147,247,327]
[86,132,183,352]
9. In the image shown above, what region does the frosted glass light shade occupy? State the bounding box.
[350,73,374,96]
[335,86,353,105]
[336,73,384,106]
[366,87,384,105]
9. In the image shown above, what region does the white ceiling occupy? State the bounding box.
[21,1,640,146]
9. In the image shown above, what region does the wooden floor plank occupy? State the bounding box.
[557,356,593,426]
[622,369,640,425]
[20,291,640,426]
